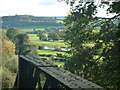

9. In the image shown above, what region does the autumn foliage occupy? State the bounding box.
[2,39,15,56]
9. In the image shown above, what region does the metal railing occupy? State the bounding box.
[14,55,104,89]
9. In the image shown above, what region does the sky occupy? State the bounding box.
[0,0,70,16]
[0,0,115,17]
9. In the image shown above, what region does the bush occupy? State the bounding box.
[2,67,16,88]
[38,44,44,50]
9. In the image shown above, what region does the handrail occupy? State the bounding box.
[14,55,104,89]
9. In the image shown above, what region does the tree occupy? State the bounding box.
[14,34,38,56]
[41,34,48,41]
[48,32,60,41]
[6,27,19,42]
[37,30,48,41]
[62,0,120,88]
[2,30,18,88]
[2,39,15,56]
[2,39,18,73]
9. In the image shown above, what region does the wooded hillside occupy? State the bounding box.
[2,15,64,28]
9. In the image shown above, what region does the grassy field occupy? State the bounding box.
[38,49,66,67]
[19,25,64,33]
[19,28,45,33]
[21,28,68,67]
[29,35,67,48]
[29,33,68,67]
[56,20,64,23]
[38,50,66,55]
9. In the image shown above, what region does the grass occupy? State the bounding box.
[47,59,65,68]
[38,50,66,68]
[29,36,67,47]
[28,34,37,37]
[38,50,66,55]
[19,28,45,33]
[56,20,64,23]
[28,33,68,67]
[38,49,66,68]
[18,25,64,33]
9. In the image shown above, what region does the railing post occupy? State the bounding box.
[18,56,26,88]
[13,73,18,88]
[32,68,42,89]
[26,63,34,88]
[18,56,35,88]
[43,74,59,89]
[17,57,40,88]
[43,75,49,89]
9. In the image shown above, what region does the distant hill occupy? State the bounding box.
[2,15,119,29]
[2,15,65,29]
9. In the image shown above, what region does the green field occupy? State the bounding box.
[38,50,66,55]
[56,20,64,23]
[19,25,64,33]
[27,31,68,67]
[29,33,68,67]
[20,28,45,33]
[29,35,67,48]
[38,49,66,67]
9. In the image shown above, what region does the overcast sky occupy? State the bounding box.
[0,0,115,17]
[0,0,70,16]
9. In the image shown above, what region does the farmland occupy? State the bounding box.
[28,33,69,67]
[29,35,67,48]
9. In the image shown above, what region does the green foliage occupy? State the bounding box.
[38,50,66,55]
[29,35,67,47]
[63,1,120,89]
[37,30,48,41]
[2,28,38,88]
[2,29,7,39]
[106,2,120,14]
[2,31,18,88]
[14,34,38,56]
[97,20,120,88]
[2,55,18,88]
[48,32,60,41]
[14,34,30,55]
[47,59,64,68]
[3,55,18,73]
[2,67,16,88]
[37,29,61,41]
[2,15,64,29]
[6,27,19,42]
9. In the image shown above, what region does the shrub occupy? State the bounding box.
[2,67,16,88]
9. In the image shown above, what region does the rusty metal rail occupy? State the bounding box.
[14,55,104,89]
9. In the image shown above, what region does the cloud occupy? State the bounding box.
[0,0,115,17]
[96,6,115,18]
[39,0,57,6]
[0,0,70,16]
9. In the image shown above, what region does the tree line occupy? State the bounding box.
[2,15,64,28]
[2,27,39,88]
